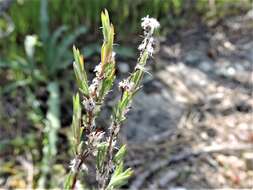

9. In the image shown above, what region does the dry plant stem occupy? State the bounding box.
[100,39,153,189]
[71,53,112,190]
[100,123,119,189]
[71,104,95,189]
[70,151,89,190]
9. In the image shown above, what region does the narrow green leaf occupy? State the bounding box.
[96,142,108,171]
[113,145,127,164]
[64,172,74,190]
[106,162,133,190]
[73,46,89,96]
[71,93,82,155]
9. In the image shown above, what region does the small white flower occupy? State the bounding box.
[118,79,135,92]
[89,84,97,94]
[146,42,154,56]
[135,64,145,71]
[96,131,105,141]
[89,131,105,147]
[69,158,88,174]
[94,62,102,74]
[89,78,100,94]
[81,163,88,172]
[138,31,157,55]
[138,42,146,51]
[83,98,95,112]
[141,15,160,34]
[69,158,81,172]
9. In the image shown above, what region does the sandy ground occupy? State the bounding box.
[121,10,253,189]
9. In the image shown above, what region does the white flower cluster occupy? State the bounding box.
[69,158,88,173]
[118,79,135,92]
[138,37,156,56]
[141,16,160,35]
[94,63,103,76]
[89,78,100,95]
[88,131,105,155]
[90,51,116,96]
[83,98,95,112]
[138,16,160,56]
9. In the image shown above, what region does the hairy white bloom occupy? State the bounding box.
[146,37,155,56]
[81,163,88,172]
[89,78,100,94]
[141,16,160,35]
[135,64,145,71]
[139,17,158,55]
[69,158,88,173]
[83,98,95,112]
[118,79,135,92]
[69,158,82,173]
[138,42,146,51]
[94,62,103,74]
[138,37,155,55]
[89,131,105,146]
[89,84,97,94]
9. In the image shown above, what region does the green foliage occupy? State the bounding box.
[96,142,109,171]
[71,93,83,155]
[0,1,87,188]
[6,0,251,39]
[106,162,133,190]
[1,0,251,62]
[65,10,135,189]
[0,133,37,153]
[38,82,61,188]
[39,0,87,78]
[73,47,89,96]
[66,9,160,189]
[64,172,75,190]
[98,10,116,102]
[113,145,127,165]
[41,26,87,77]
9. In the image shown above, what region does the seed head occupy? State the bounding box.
[141,16,160,35]
[88,131,105,148]
[83,98,95,112]
[118,79,135,92]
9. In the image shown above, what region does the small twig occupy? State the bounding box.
[70,151,89,190]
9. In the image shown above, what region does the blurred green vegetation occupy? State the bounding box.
[1,0,252,58]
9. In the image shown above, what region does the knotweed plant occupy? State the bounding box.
[65,10,159,190]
